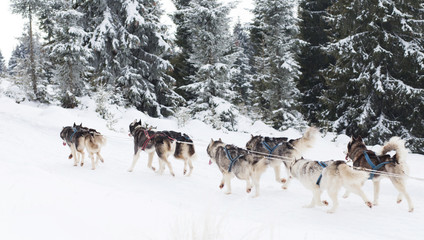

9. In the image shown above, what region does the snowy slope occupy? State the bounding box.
[1,83,424,239]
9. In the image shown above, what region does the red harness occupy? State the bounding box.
[141,130,157,151]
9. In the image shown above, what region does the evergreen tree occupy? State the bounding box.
[230,21,254,109]
[171,0,196,100]
[298,0,335,125]
[179,0,237,129]
[114,0,184,117]
[11,0,45,100]
[8,30,48,101]
[250,0,304,130]
[0,51,6,76]
[322,0,424,153]
[45,0,92,108]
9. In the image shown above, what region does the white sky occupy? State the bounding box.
[0,0,253,64]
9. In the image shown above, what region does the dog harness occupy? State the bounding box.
[141,130,157,151]
[262,141,281,159]
[69,127,78,141]
[363,151,393,180]
[224,147,242,172]
[316,161,328,186]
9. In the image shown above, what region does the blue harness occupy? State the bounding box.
[363,151,393,180]
[68,127,78,142]
[224,147,242,172]
[316,161,328,186]
[262,141,281,158]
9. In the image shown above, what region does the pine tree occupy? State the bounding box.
[250,0,305,130]
[114,0,184,117]
[322,0,424,153]
[10,0,45,100]
[179,0,238,129]
[298,0,335,125]
[45,0,92,108]
[171,0,196,100]
[0,51,6,76]
[231,21,254,109]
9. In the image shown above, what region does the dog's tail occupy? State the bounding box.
[380,137,408,164]
[290,127,319,159]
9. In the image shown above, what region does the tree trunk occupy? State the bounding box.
[28,6,37,99]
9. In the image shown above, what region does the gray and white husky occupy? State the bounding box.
[246,127,319,189]
[289,159,372,213]
[207,139,268,197]
[345,136,413,212]
[128,120,196,176]
[60,123,106,170]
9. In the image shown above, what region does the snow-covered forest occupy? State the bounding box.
[1,0,423,153]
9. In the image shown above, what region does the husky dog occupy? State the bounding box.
[207,139,268,197]
[246,127,319,189]
[128,120,196,176]
[60,123,106,170]
[345,136,413,212]
[289,159,372,213]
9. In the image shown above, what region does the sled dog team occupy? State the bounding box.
[60,120,414,213]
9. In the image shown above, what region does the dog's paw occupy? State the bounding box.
[281,185,288,190]
[246,188,252,193]
[100,159,104,163]
[326,209,336,214]
[303,204,314,208]
[366,202,372,208]
[280,178,287,183]
[219,183,224,189]
[409,207,414,213]
[224,191,231,195]
[151,167,156,171]
[80,162,84,167]
[68,154,73,159]
[342,193,349,199]
[322,200,329,206]
[183,170,187,175]
[373,201,379,206]
[397,199,402,204]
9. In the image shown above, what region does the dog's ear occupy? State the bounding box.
[132,119,137,124]
[219,138,222,142]
[73,122,76,127]
[138,120,142,125]
[210,138,214,144]
[79,123,83,127]
[357,136,363,142]
[251,134,254,139]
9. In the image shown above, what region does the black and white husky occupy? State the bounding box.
[345,136,413,212]
[246,127,319,189]
[128,120,196,176]
[289,159,372,213]
[207,139,268,197]
[60,123,106,170]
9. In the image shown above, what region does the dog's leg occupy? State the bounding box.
[327,188,339,213]
[128,150,141,172]
[252,172,261,197]
[273,165,286,184]
[183,158,188,175]
[147,152,156,171]
[390,177,414,212]
[157,159,165,175]
[245,177,252,194]
[90,153,96,170]
[282,166,291,190]
[224,173,232,194]
[346,185,372,208]
[96,152,104,163]
[162,157,175,177]
[79,150,85,167]
[342,190,351,199]
[219,176,225,189]
[186,157,194,177]
[373,180,381,206]
[304,189,320,208]
[71,145,78,166]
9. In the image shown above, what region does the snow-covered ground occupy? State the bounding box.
[1,79,423,240]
